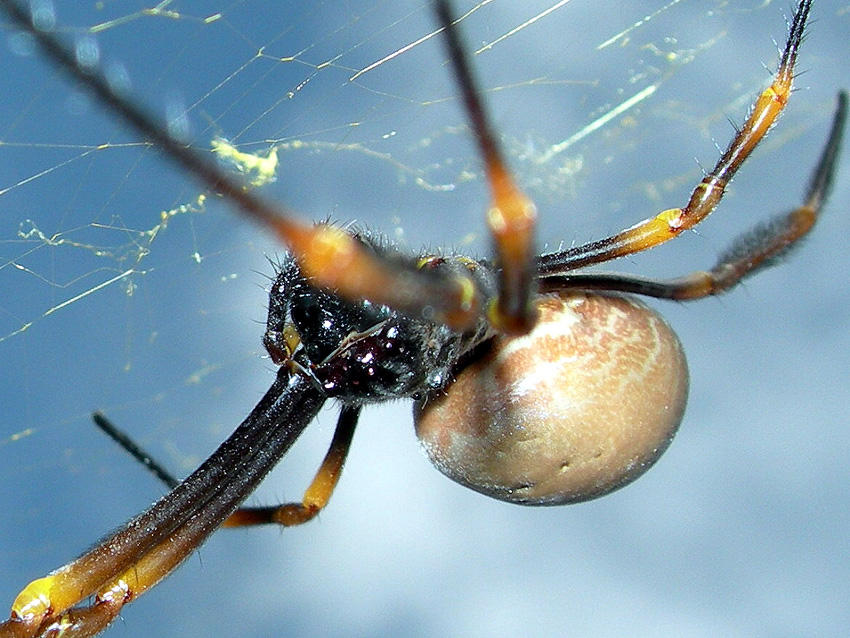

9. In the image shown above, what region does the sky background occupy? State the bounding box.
[0,1,848,637]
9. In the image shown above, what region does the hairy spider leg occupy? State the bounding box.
[0,371,325,638]
[538,0,814,276]
[435,0,538,335]
[0,0,815,334]
[95,405,362,528]
[0,0,483,331]
[14,396,362,636]
[221,405,361,527]
[539,92,847,299]
[92,413,180,490]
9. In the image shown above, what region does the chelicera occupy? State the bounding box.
[0,1,844,637]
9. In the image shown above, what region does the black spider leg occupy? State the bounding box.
[0,0,485,331]
[1,369,325,637]
[435,0,539,334]
[536,0,815,275]
[94,404,364,529]
[538,91,846,301]
[93,412,180,490]
[223,404,361,528]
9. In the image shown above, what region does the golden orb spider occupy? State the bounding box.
[0,1,846,637]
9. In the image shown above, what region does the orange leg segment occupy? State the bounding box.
[0,0,484,333]
[94,404,360,530]
[436,0,538,335]
[539,0,814,276]
[222,404,360,528]
[0,371,324,638]
[540,91,847,300]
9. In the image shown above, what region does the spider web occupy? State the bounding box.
[0,2,848,637]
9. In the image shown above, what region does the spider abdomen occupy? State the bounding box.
[414,292,689,505]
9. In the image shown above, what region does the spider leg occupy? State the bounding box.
[0,370,325,638]
[93,405,360,528]
[28,495,269,638]
[0,0,483,331]
[435,0,538,334]
[538,0,814,275]
[93,412,180,490]
[539,91,847,300]
[222,404,360,528]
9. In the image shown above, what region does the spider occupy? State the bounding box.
[0,0,845,637]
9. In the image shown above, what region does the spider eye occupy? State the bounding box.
[413,293,689,505]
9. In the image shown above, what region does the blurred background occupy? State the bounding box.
[1,1,848,636]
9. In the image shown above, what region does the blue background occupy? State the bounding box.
[1,1,848,636]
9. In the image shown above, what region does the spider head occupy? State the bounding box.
[265,237,494,404]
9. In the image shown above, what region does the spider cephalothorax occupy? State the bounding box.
[264,235,498,403]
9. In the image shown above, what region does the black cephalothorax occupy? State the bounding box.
[265,233,498,403]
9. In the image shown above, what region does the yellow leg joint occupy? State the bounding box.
[656,207,684,230]
[11,576,54,622]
